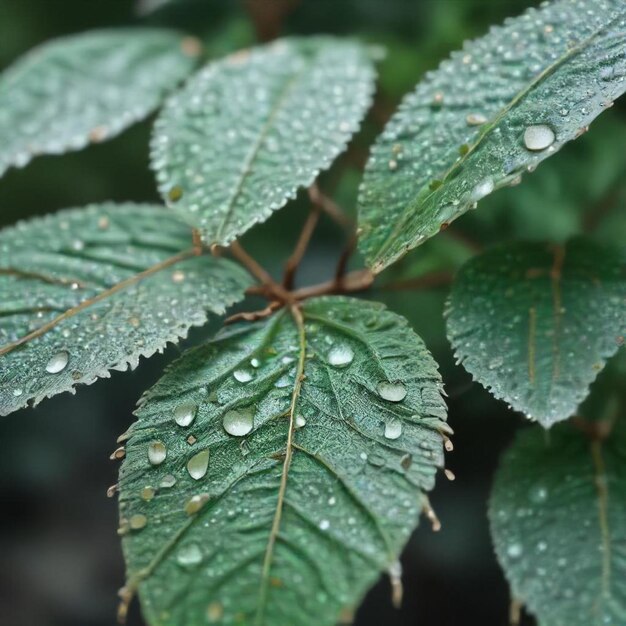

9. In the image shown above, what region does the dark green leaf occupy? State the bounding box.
[489,421,626,626]
[0,204,250,416]
[118,297,449,626]
[0,28,200,178]
[446,238,625,427]
[151,37,375,246]
[358,0,626,272]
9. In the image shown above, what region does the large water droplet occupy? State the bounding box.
[233,369,254,383]
[222,408,254,437]
[384,419,403,440]
[148,441,167,466]
[327,344,354,367]
[187,449,210,480]
[177,543,203,567]
[45,350,69,374]
[523,124,555,151]
[174,401,197,427]
[377,381,407,402]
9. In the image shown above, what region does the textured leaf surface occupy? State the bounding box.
[151,37,375,246]
[0,28,199,177]
[446,239,625,427]
[489,421,626,626]
[118,297,449,626]
[358,0,626,272]
[0,204,250,416]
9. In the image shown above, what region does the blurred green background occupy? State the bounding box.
[1,1,624,625]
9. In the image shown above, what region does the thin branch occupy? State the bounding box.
[0,249,197,357]
[291,268,374,301]
[229,241,293,303]
[334,233,357,284]
[308,183,353,231]
[225,302,281,325]
[283,206,321,289]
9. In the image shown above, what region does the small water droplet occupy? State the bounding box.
[185,493,209,515]
[206,602,224,623]
[177,543,203,567]
[295,414,306,429]
[12,388,23,397]
[319,519,330,530]
[507,543,523,559]
[147,441,167,466]
[523,124,555,151]
[223,408,254,436]
[470,177,494,202]
[327,344,354,367]
[466,113,487,126]
[160,474,177,488]
[187,449,210,480]
[384,419,403,440]
[45,350,69,374]
[171,270,185,283]
[129,514,147,530]
[174,401,197,427]
[528,484,548,504]
[377,381,407,402]
[141,486,156,501]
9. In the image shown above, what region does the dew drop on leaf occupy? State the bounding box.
[384,418,403,440]
[295,414,306,429]
[176,543,203,567]
[187,449,210,480]
[523,124,555,151]
[129,514,147,530]
[233,369,254,383]
[507,542,523,559]
[159,474,177,489]
[141,486,156,501]
[45,350,69,374]
[147,441,167,466]
[327,344,354,367]
[377,381,407,402]
[222,408,254,437]
[174,401,197,427]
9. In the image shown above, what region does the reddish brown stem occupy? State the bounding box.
[283,206,321,289]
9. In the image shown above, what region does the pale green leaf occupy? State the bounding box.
[489,421,626,626]
[151,37,375,246]
[445,239,625,427]
[0,204,250,416]
[358,0,626,272]
[118,297,449,626]
[0,28,200,178]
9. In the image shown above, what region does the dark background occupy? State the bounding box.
[1,1,624,625]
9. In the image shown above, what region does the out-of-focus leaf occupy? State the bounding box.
[0,28,200,178]
[489,420,626,626]
[118,297,449,626]
[358,0,626,272]
[446,239,625,427]
[0,204,250,416]
[151,37,375,246]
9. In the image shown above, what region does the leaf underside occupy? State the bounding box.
[119,296,449,626]
[489,421,626,626]
[445,238,625,427]
[0,204,250,416]
[151,37,375,246]
[0,28,199,178]
[357,0,626,272]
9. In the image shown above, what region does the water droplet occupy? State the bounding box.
[466,113,487,126]
[160,474,177,489]
[319,519,330,530]
[206,602,224,623]
[185,493,209,515]
[233,369,253,383]
[147,441,167,466]
[177,543,203,567]
[141,486,156,501]
[187,449,210,480]
[523,124,555,151]
[45,350,69,374]
[470,177,494,202]
[171,270,185,283]
[129,514,147,530]
[384,419,403,440]
[295,414,306,429]
[174,401,197,427]
[223,408,254,437]
[327,344,354,367]
[507,543,523,559]
[12,388,23,397]
[528,484,548,504]
[377,381,407,402]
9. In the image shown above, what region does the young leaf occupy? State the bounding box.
[358,0,626,272]
[0,204,250,416]
[445,239,625,427]
[489,421,626,626]
[151,37,375,246]
[118,297,449,626]
[0,28,200,178]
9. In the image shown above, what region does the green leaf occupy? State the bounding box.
[118,297,449,626]
[357,0,626,272]
[0,204,250,416]
[0,28,200,178]
[151,37,375,246]
[489,420,626,626]
[445,238,625,427]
